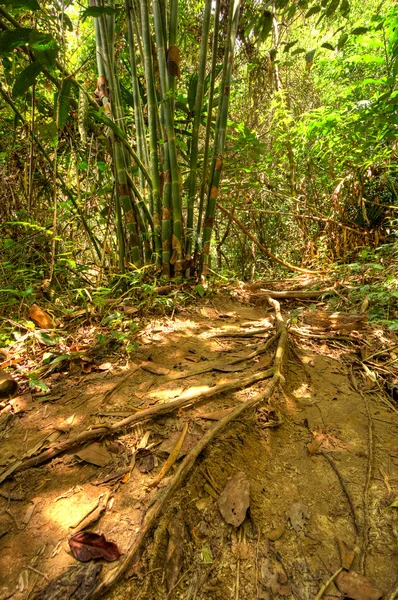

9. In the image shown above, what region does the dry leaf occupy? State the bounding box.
[69,531,121,563]
[307,434,323,456]
[336,570,382,600]
[98,362,112,371]
[29,304,55,329]
[76,443,112,467]
[289,502,310,532]
[266,523,285,541]
[218,471,250,528]
[0,369,18,398]
[337,538,356,570]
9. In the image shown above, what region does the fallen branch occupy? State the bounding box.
[0,365,277,483]
[216,202,321,275]
[83,296,288,599]
[251,288,335,299]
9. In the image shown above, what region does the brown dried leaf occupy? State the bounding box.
[69,531,121,563]
[0,369,18,398]
[336,570,382,600]
[337,538,356,570]
[29,304,55,329]
[138,453,155,473]
[307,434,323,456]
[76,443,112,467]
[218,471,250,528]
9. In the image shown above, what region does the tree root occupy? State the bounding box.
[0,358,279,484]
[82,296,288,599]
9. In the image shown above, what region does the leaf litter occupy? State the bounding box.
[0,292,397,600]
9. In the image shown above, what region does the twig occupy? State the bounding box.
[320,451,360,535]
[314,566,343,600]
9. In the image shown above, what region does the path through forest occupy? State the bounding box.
[0,291,397,600]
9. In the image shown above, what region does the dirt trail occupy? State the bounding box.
[0,296,397,600]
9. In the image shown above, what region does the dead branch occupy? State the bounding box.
[82,296,288,599]
[251,288,335,299]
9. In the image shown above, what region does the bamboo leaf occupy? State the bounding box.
[56,79,72,131]
[305,6,321,18]
[351,27,368,35]
[12,61,42,97]
[321,42,335,50]
[337,33,349,49]
[283,40,298,53]
[0,28,32,53]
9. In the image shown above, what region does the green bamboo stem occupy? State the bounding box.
[152,0,184,275]
[140,0,163,261]
[185,0,212,259]
[194,0,220,266]
[200,0,241,278]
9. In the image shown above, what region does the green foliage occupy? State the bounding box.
[12,61,42,97]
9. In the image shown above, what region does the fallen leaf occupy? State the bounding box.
[76,443,112,467]
[29,304,55,329]
[307,434,323,456]
[336,570,382,600]
[159,431,202,457]
[337,538,356,570]
[69,531,121,563]
[123,306,139,315]
[0,369,18,398]
[289,502,310,532]
[218,471,250,528]
[141,361,170,376]
[98,362,112,371]
[266,523,285,541]
[22,502,36,525]
[138,454,155,473]
[165,513,185,590]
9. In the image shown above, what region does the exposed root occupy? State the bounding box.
[81,296,288,599]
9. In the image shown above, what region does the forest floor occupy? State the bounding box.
[0,283,398,600]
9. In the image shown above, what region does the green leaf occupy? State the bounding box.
[337,33,349,49]
[81,6,119,20]
[258,10,273,41]
[0,0,39,9]
[283,40,298,53]
[195,284,205,298]
[29,30,58,66]
[351,27,368,35]
[29,378,50,392]
[326,0,340,17]
[321,42,335,50]
[38,122,58,148]
[12,61,42,97]
[305,5,321,18]
[0,28,32,53]
[306,49,316,63]
[56,79,72,131]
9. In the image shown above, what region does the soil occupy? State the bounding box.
[0,294,397,600]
